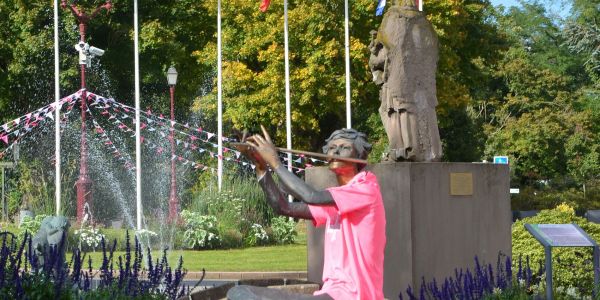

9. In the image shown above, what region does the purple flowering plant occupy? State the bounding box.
[0,230,200,299]
[400,253,545,300]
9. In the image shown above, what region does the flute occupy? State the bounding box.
[230,142,369,165]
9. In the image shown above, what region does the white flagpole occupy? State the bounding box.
[284,0,292,179]
[134,0,142,230]
[217,0,223,191]
[54,0,61,216]
[419,0,423,11]
[344,0,351,129]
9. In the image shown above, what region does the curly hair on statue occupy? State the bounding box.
[322,129,372,161]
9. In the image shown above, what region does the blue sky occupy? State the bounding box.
[489,0,572,18]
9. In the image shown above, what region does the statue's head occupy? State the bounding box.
[322,129,372,172]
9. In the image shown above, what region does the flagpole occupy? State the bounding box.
[284,0,292,181]
[134,0,142,230]
[54,0,61,216]
[344,0,351,129]
[217,0,223,191]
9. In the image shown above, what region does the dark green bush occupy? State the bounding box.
[220,228,244,249]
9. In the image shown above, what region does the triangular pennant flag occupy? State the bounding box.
[0,135,8,144]
[260,0,271,12]
[206,132,215,140]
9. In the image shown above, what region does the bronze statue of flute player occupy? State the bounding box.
[229,126,386,300]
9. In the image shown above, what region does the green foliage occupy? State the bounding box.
[245,223,270,247]
[18,214,48,242]
[219,228,244,249]
[482,286,532,299]
[190,174,274,240]
[180,210,220,249]
[512,204,600,295]
[480,0,599,192]
[74,226,105,251]
[270,216,297,245]
[8,161,53,217]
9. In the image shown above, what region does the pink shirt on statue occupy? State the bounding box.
[308,171,386,300]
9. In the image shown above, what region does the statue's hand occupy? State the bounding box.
[232,130,268,174]
[246,125,281,169]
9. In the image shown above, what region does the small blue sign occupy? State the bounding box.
[494,156,509,164]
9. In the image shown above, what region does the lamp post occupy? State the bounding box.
[62,0,112,223]
[167,66,178,222]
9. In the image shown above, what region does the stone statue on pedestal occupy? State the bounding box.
[369,0,442,162]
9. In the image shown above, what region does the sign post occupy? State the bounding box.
[0,162,14,221]
[525,223,599,299]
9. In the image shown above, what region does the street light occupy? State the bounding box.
[167,66,178,86]
[167,66,178,222]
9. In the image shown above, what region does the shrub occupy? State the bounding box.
[512,203,600,296]
[245,223,269,247]
[190,175,274,230]
[74,226,105,251]
[220,228,244,249]
[270,216,297,245]
[18,214,48,242]
[181,210,221,249]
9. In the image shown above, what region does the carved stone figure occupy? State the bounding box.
[369,0,442,162]
[32,216,70,268]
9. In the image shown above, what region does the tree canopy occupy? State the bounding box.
[0,0,597,213]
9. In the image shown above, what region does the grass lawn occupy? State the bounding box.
[67,221,309,272]
[73,244,307,272]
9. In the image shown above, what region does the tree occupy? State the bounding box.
[193,0,506,156]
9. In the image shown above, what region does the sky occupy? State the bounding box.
[489,0,572,18]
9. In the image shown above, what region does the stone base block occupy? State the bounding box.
[306,162,511,299]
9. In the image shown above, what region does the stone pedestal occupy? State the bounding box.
[306,162,511,299]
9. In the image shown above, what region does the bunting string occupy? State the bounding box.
[0,91,80,160]
[87,93,326,171]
